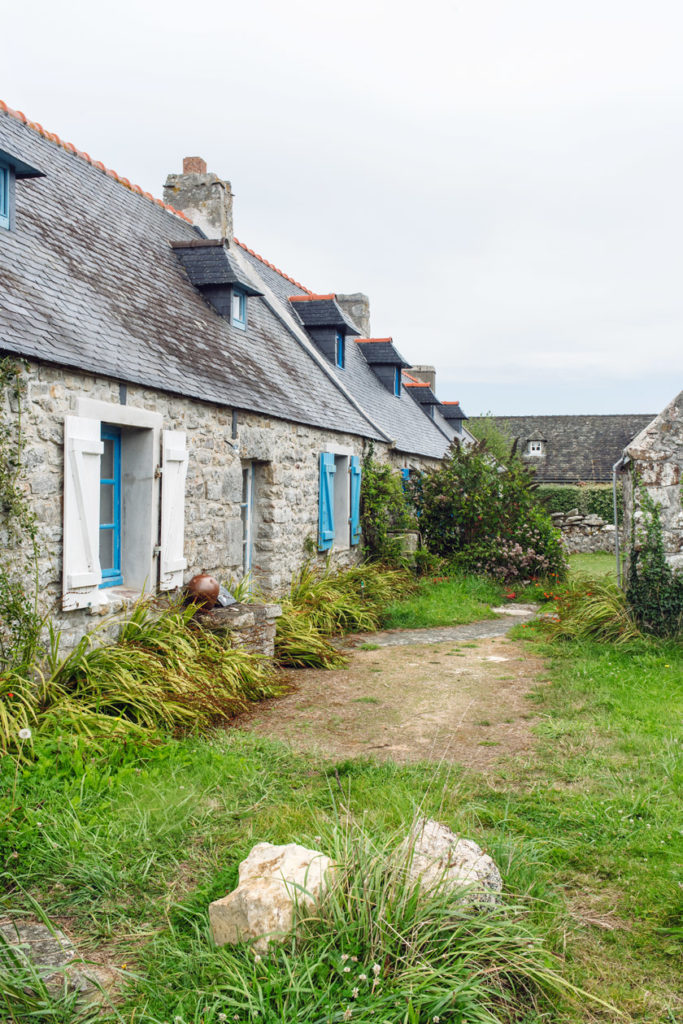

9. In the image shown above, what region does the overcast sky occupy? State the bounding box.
[4,0,682,415]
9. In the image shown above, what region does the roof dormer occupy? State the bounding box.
[404,381,442,419]
[289,294,360,367]
[356,338,409,396]
[171,239,263,326]
[441,401,468,434]
[0,145,45,232]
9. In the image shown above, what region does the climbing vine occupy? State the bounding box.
[626,477,683,637]
[0,358,42,670]
[360,444,414,563]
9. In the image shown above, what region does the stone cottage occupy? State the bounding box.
[0,101,457,649]
[620,390,683,572]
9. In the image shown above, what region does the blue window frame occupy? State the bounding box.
[99,425,123,587]
[394,367,401,396]
[231,288,247,329]
[0,162,9,230]
[335,331,345,369]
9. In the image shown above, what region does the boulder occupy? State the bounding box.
[399,818,502,907]
[209,842,335,951]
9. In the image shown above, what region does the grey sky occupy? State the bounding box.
[3,0,682,415]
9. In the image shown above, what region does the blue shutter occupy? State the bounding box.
[318,453,336,550]
[0,164,9,230]
[350,455,361,546]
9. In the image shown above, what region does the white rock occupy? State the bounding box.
[399,818,502,907]
[209,842,335,951]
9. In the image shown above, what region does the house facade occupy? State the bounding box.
[0,103,462,650]
[621,391,683,573]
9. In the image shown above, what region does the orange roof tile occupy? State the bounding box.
[401,371,422,384]
[441,401,460,405]
[355,337,393,343]
[233,241,312,294]
[0,98,193,223]
[288,292,334,302]
[404,382,432,388]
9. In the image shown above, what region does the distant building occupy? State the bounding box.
[469,415,655,483]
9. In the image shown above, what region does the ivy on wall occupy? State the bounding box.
[0,358,42,670]
[626,478,683,637]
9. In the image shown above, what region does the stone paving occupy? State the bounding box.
[347,605,539,648]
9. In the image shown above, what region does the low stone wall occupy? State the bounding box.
[551,509,619,554]
[198,602,282,658]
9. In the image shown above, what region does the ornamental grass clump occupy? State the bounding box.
[0,602,280,753]
[275,561,414,668]
[545,575,642,646]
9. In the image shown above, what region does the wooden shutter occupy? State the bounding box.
[350,455,361,546]
[159,430,188,591]
[62,416,104,610]
[318,452,336,551]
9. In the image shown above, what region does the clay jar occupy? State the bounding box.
[186,572,220,609]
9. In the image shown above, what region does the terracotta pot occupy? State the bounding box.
[186,572,220,608]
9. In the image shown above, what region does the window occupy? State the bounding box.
[318,452,361,550]
[62,402,186,611]
[527,440,544,456]
[99,426,123,587]
[335,331,345,369]
[231,288,247,329]
[240,462,255,575]
[394,367,401,396]
[0,162,9,230]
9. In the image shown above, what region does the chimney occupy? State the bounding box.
[163,157,234,241]
[409,365,436,391]
[336,293,371,337]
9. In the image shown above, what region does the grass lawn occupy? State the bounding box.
[569,551,622,578]
[381,573,504,629]
[2,625,681,1022]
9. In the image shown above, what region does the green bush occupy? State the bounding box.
[546,575,642,645]
[360,445,414,563]
[627,485,683,637]
[537,484,621,524]
[410,441,567,583]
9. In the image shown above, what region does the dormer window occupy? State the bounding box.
[335,331,345,369]
[0,162,9,231]
[231,288,247,329]
[527,440,544,456]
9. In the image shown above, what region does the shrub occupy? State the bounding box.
[360,445,414,563]
[411,441,567,583]
[626,485,683,637]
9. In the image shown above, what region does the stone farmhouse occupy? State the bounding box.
[620,390,683,572]
[0,102,468,649]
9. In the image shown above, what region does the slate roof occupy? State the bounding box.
[0,106,384,440]
[441,401,467,422]
[470,415,656,482]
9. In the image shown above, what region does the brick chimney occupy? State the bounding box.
[336,293,371,336]
[163,158,234,241]
[409,365,436,391]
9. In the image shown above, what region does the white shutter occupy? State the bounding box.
[62,416,104,610]
[159,430,188,591]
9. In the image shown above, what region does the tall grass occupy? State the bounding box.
[546,575,642,646]
[275,561,414,668]
[0,602,281,754]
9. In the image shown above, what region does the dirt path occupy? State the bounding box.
[235,620,547,769]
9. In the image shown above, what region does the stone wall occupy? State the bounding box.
[198,602,282,658]
[550,509,620,554]
[4,360,385,651]
[623,391,683,573]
